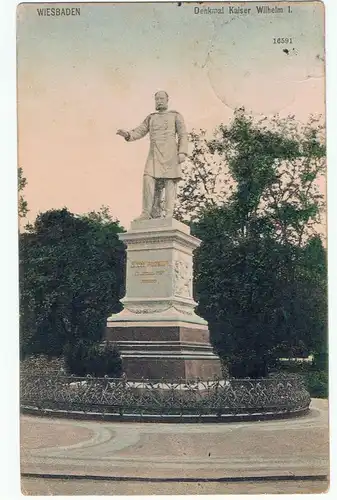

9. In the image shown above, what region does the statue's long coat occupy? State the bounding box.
[126,110,188,180]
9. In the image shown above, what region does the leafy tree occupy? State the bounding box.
[64,340,123,377]
[19,207,125,358]
[175,130,232,222]
[193,211,326,377]
[211,110,325,246]
[18,167,29,219]
[177,109,326,377]
[178,109,325,244]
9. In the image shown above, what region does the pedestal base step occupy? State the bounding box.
[120,356,222,381]
[104,324,222,381]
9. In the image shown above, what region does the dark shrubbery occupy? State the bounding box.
[226,355,269,379]
[20,207,125,359]
[274,359,328,399]
[64,340,123,378]
[304,370,328,398]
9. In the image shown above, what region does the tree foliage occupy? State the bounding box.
[193,211,327,377]
[20,207,125,358]
[210,109,325,246]
[177,109,325,245]
[64,340,123,378]
[18,167,29,219]
[175,130,232,222]
[177,109,326,377]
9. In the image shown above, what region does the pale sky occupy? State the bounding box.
[17,1,325,227]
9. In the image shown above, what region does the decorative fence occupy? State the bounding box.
[20,373,311,421]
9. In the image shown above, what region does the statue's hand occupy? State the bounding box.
[116,129,129,138]
[178,153,186,164]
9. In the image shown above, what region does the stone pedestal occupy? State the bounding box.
[105,218,222,380]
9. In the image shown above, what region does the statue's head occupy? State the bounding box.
[155,91,169,111]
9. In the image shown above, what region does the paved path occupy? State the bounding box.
[21,399,329,489]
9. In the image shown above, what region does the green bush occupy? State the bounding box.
[64,340,123,378]
[272,360,328,399]
[304,370,328,398]
[275,359,311,374]
[20,208,125,359]
[312,351,328,371]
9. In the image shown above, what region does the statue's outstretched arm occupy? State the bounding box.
[126,115,150,142]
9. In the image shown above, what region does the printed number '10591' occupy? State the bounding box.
[273,37,293,44]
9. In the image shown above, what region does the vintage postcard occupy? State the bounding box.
[17,1,328,496]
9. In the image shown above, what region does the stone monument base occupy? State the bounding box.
[105,320,222,380]
[105,217,222,381]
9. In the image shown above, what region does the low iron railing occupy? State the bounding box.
[20,373,311,420]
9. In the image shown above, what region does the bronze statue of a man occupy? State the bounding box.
[117,91,188,219]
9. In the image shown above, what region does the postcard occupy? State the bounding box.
[17,1,328,495]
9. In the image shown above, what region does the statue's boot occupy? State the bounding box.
[133,213,150,221]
